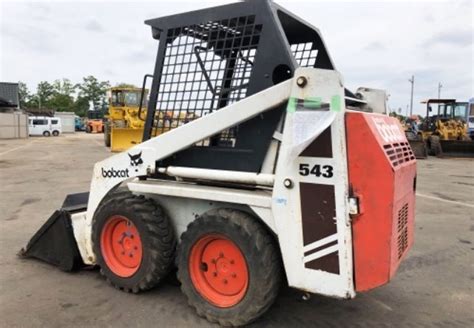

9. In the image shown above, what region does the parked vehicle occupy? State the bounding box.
[85,110,104,133]
[28,116,62,137]
[75,116,85,131]
[104,86,149,152]
[415,99,474,157]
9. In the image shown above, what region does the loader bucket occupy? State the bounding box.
[408,140,428,159]
[19,192,89,271]
[439,140,474,158]
[111,127,144,152]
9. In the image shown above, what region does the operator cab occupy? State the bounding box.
[87,110,104,120]
[110,88,147,108]
[421,99,466,131]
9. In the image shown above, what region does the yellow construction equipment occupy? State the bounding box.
[104,86,202,152]
[104,87,148,152]
[85,110,104,133]
[417,99,474,157]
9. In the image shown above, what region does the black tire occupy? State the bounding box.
[428,135,442,157]
[86,125,92,133]
[92,193,176,293]
[104,122,111,147]
[52,130,59,136]
[177,209,282,327]
[43,131,51,137]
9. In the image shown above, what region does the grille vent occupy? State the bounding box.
[397,203,409,259]
[291,42,318,67]
[384,142,416,167]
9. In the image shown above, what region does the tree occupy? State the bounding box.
[76,76,110,110]
[73,96,92,117]
[49,79,76,112]
[18,82,31,108]
[53,78,76,96]
[36,81,55,108]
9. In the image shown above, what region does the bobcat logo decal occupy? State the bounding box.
[128,151,143,172]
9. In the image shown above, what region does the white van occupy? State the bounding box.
[28,116,62,137]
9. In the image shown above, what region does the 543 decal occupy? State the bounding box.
[299,163,334,178]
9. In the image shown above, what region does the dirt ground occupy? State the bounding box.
[0,133,473,327]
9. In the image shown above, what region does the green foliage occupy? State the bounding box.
[19,76,111,117]
[50,79,76,112]
[76,76,110,110]
[36,81,55,108]
[18,82,31,108]
[73,96,90,117]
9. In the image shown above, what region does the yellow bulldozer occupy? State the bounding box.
[104,86,148,152]
[104,83,202,152]
[411,99,474,157]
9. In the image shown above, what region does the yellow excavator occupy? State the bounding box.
[104,86,148,152]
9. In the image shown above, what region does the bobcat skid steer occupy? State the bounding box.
[21,1,416,326]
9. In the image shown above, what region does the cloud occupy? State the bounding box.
[85,19,104,32]
[2,24,59,54]
[1,0,472,116]
[363,41,386,52]
[424,29,473,47]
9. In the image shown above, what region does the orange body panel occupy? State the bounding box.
[346,112,416,292]
[87,120,104,133]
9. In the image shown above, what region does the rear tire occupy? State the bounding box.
[177,209,282,326]
[92,194,176,293]
[86,125,92,133]
[43,131,51,137]
[52,130,59,136]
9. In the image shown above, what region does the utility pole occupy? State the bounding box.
[438,82,442,99]
[408,75,414,116]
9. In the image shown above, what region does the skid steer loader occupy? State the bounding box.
[20,1,416,326]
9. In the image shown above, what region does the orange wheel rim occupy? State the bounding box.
[189,234,249,307]
[100,215,143,277]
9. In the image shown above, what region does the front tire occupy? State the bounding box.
[428,135,442,157]
[104,122,111,147]
[92,194,176,293]
[177,209,282,326]
[52,130,59,136]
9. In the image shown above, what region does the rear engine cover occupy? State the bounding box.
[346,112,416,292]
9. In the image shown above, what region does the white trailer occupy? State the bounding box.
[28,116,62,137]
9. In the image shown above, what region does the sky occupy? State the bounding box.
[0,0,473,116]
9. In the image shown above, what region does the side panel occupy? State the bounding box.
[346,112,416,292]
[137,195,260,238]
[272,68,354,298]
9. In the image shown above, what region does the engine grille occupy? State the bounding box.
[397,203,409,259]
[384,142,416,167]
